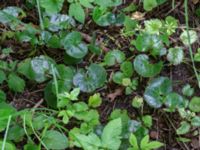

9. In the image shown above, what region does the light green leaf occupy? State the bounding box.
[144,19,162,34]
[129,134,139,150]
[88,93,102,108]
[42,130,68,149]
[143,0,158,11]
[0,140,16,150]
[146,141,164,149]
[40,0,64,14]
[189,97,200,112]
[165,93,185,111]
[69,3,85,23]
[191,116,200,127]
[101,118,122,150]
[167,47,184,65]
[180,30,198,46]
[182,84,194,97]
[176,121,191,135]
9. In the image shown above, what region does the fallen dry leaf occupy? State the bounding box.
[107,88,123,102]
[192,0,199,4]
[131,11,145,20]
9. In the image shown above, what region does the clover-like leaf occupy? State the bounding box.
[73,64,107,92]
[144,77,172,108]
[133,54,163,77]
[167,47,184,65]
[104,49,125,66]
[62,31,88,59]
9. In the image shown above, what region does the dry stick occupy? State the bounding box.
[184,0,200,88]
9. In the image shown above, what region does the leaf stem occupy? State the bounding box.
[184,0,200,88]
[36,0,44,30]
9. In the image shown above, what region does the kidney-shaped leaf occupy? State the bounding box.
[73,64,107,92]
[62,31,88,59]
[133,54,163,78]
[144,77,172,108]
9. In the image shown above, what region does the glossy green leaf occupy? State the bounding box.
[189,97,200,112]
[62,31,88,59]
[144,77,172,108]
[133,54,163,77]
[112,71,124,84]
[104,50,125,66]
[73,64,107,92]
[165,93,185,111]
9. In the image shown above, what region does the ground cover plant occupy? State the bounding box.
[0,0,200,149]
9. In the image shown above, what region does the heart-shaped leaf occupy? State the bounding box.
[133,54,163,78]
[104,49,125,66]
[73,64,107,92]
[144,77,172,108]
[62,31,88,59]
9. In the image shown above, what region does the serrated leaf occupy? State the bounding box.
[101,118,122,150]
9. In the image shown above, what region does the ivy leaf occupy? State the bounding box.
[133,54,163,77]
[62,31,88,59]
[8,73,25,93]
[42,130,68,149]
[167,47,184,65]
[144,77,172,108]
[40,0,64,14]
[73,64,107,92]
[189,97,200,112]
[69,3,85,23]
[176,121,191,135]
[101,118,122,150]
[143,0,158,11]
[104,50,126,66]
[180,30,198,46]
